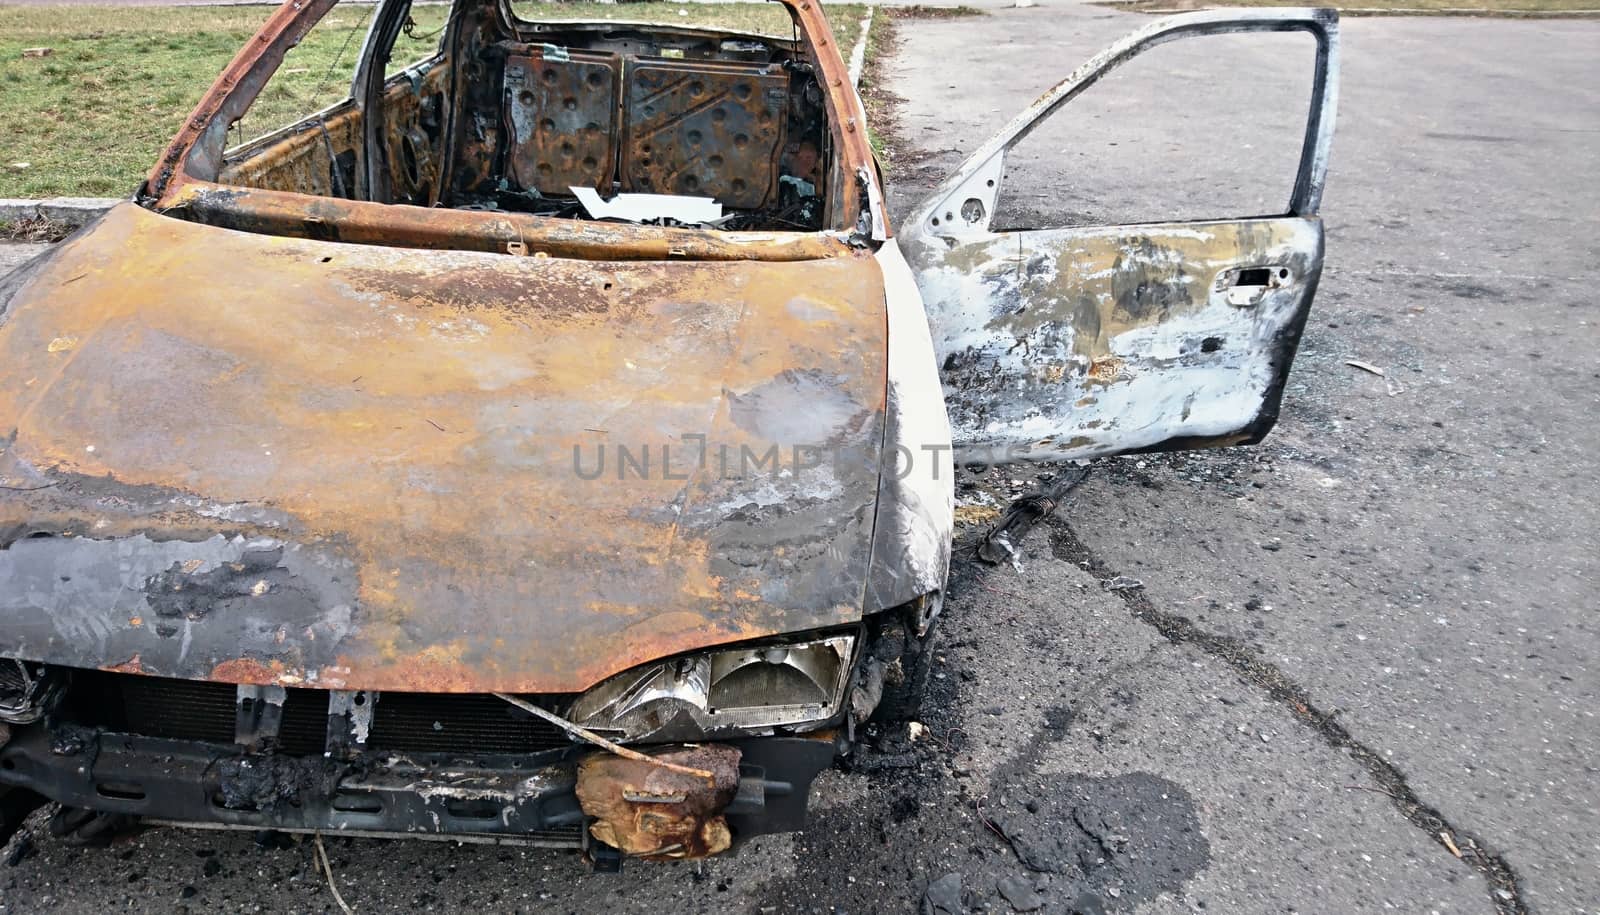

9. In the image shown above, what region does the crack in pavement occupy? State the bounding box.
[1045,516,1530,915]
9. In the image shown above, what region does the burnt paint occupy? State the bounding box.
[903,218,1326,463]
[146,546,293,623]
[0,203,889,693]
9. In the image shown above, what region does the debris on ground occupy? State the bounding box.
[1,806,50,868]
[922,872,963,915]
[981,531,1024,573]
[977,467,1091,565]
[2,828,34,867]
[3,213,73,242]
[1344,359,1385,376]
[996,874,1044,911]
[1101,575,1144,592]
[954,503,1002,526]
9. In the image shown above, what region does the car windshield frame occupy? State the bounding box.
[142,0,882,261]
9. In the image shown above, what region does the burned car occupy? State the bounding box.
[0,0,1338,862]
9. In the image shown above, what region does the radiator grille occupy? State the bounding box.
[369,692,571,754]
[71,672,572,756]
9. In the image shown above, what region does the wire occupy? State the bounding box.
[313,833,356,915]
[492,692,716,784]
[308,2,378,108]
[401,14,444,42]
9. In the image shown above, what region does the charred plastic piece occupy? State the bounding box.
[575,744,741,859]
[977,467,1091,565]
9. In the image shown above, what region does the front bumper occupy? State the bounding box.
[0,717,837,856]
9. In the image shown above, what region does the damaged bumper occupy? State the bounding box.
[0,670,837,858]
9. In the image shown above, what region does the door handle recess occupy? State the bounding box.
[1216,265,1294,307]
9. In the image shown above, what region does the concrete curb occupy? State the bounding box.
[848,7,875,88]
[0,197,120,230]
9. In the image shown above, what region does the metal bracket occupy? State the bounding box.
[234,684,287,750]
[326,690,377,756]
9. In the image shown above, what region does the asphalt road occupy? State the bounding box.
[2,3,1597,913]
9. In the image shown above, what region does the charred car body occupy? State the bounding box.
[0,0,1338,862]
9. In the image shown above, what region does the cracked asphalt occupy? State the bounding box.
[2,2,1597,913]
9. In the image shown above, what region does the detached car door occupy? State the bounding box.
[901,9,1339,464]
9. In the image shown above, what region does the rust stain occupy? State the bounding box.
[1086,354,1125,384]
[209,657,281,684]
[103,654,144,674]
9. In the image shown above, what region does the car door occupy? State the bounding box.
[900,9,1339,465]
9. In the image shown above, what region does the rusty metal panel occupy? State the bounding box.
[505,49,620,195]
[0,203,888,694]
[621,59,788,208]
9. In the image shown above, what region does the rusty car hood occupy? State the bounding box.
[0,204,887,693]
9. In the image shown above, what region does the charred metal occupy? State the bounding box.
[1,0,1339,863]
[0,665,836,858]
[143,0,875,254]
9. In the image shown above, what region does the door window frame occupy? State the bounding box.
[905,8,1341,241]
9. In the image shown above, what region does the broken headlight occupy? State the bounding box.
[567,634,856,743]
[0,659,64,725]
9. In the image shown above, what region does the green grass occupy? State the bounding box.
[1101,0,1598,14]
[0,1,867,198]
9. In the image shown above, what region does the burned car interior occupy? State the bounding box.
[212,0,838,236]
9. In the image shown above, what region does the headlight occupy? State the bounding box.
[0,660,64,725]
[567,634,855,743]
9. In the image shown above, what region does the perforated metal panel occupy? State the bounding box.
[505,50,619,194]
[622,59,789,208]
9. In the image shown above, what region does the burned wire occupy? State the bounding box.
[976,465,1092,565]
